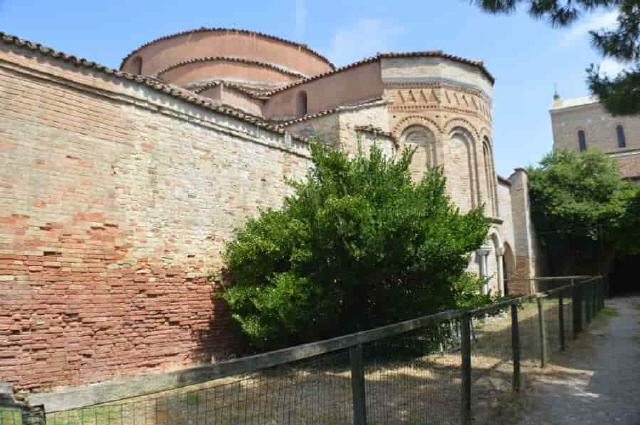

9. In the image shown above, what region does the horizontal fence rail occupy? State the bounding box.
[0,276,607,425]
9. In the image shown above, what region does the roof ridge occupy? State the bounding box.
[0,31,304,141]
[119,28,336,71]
[192,80,273,99]
[156,55,308,79]
[273,97,387,127]
[262,51,494,96]
[263,55,380,96]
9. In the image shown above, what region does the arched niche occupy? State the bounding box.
[482,136,498,217]
[445,127,477,212]
[401,125,436,181]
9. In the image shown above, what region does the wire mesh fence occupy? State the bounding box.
[363,319,462,425]
[2,276,607,425]
[0,408,22,425]
[46,350,355,425]
[516,300,540,365]
[543,293,561,356]
[563,289,574,343]
[469,306,513,425]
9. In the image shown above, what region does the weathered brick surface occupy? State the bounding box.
[0,37,541,393]
[0,45,310,391]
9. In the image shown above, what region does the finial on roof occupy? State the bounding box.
[553,83,561,100]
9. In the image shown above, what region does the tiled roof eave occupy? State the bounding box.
[354,125,398,145]
[273,97,389,127]
[0,31,306,142]
[262,51,495,96]
[120,28,335,71]
[156,56,308,79]
[192,80,273,100]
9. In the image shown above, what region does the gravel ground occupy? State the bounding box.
[515,296,640,425]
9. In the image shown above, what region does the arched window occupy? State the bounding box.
[296,91,308,117]
[578,130,587,152]
[401,125,436,181]
[130,56,143,74]
[616,125,626,148]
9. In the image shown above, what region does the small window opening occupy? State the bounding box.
[616,125,626,148]
[130,56,143,74]
[296,91,308,117]
[578,130,587,152]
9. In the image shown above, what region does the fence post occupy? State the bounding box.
[0,382,45,425]
[460,314,472,425]
[537,296,548,368]
[600,277,605,311]
[584,283,593,325]
[558,291,566,351]
[572,279,582,337]
[349,344,367,425]
[510,304,521,392]
[597,278,602,312]
[21,405,46,425]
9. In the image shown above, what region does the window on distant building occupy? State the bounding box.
[616,125,626,148]
[578,130,587,152]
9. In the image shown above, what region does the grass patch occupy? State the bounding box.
[632,333,640,345]
[633,303,640,311]
[0,407,22,424]
[597,306,619,317]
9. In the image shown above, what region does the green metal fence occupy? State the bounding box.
[1,276,607,425]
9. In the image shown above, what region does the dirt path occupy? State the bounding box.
[515,296,640,425]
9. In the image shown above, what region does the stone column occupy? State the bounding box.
[497,251,505,296]
[477,246,492,294]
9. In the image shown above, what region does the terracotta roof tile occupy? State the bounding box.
[120,28,335,71]
[497,175,512,185]
[191,80,273,100]
[354,125,397,142]
[262,51,494,96]
[273,97,388,127]
[0,31,300,140]
[156,56,307,79]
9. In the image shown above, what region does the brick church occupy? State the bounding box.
[0,28,540,393]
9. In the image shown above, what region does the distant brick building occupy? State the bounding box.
[550,94,640,181]
[0,28,539,393]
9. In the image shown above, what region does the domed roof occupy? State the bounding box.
[120,28,335,90]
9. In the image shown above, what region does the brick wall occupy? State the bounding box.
[550,100,640,179]
[0,44,311,391]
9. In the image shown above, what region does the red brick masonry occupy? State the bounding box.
[0,38,309,392]
[0,249,235,391]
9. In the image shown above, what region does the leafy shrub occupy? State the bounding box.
[221,142,489,350]
[528,149,640,273]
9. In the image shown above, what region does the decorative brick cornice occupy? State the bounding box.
[392,115,443,136]
[443,117,481,140]
[120,28,335,71]
[156,56,307,79]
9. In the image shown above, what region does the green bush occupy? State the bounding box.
[528,149,640,273]
[221,142,490,350]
